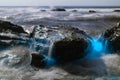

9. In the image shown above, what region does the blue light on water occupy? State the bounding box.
[85,34,111,59]
[91,39,103,52]
[43,55,56,67]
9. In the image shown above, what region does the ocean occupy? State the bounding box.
[0,6,120,34]
[0,6,120,80]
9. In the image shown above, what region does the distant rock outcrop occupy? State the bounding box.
[51,8,66,11]
[113,10,120,12]
[89,10,96,13]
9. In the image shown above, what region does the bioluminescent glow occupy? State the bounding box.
[91,38,103,52]
[85,34,111,59]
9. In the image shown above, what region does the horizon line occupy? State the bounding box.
[0,5,120,7]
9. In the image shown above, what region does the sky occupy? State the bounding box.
[0,0,120,6]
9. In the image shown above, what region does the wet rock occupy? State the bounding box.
[0,47,31,68]
[113,10,120,12]
[89,10,96,13]
[104,22,120,52]
[31,53,46,68]
[30,24,88,64]
[51,8,66,11]
[0,20,29,48]
[0,20,27,34]
[52,38,88,63]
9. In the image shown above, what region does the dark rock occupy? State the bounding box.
[89,10,96,13]
[104,22,120,52]
[113,10,120,12]
[52,38,88,63]
[31,54,46,68]
[0,20,29,49]
[0,20,27,34]
[51,8,66,11]
[30,24,88,64]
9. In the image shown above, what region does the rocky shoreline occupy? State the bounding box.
[0,20,120,69]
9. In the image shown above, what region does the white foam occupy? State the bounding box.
[0,7,119,25]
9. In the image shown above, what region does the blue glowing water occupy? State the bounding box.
[43,55,56,67]
[91,38,103,52]
[85,34,110,59]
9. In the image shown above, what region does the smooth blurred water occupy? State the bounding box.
[0,7,119,26]
[0,6,120,80]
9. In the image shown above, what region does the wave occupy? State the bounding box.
[0,7,119,26]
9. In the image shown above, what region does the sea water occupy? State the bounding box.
[0,6,120,80]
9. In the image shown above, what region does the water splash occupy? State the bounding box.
[85,34,111,59]
[48,40,54,57]
[90,38,103,52]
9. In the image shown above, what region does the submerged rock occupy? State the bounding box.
[104,22,120,52]
[89,10,96,13]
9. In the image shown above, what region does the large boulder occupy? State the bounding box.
[0,47,31,68]
[30,24,88,64]
[52,38,88,63]
[104,22,120,52]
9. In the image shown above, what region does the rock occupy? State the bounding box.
[31,53,46,68]
[30,24,88,64]
[104,22,120,52]
[113,10,120,12]
[51,8,66,11]
[0,20,29,49]
[52,38,88,63]
[0,20,27,34]
[89,10,96,13]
